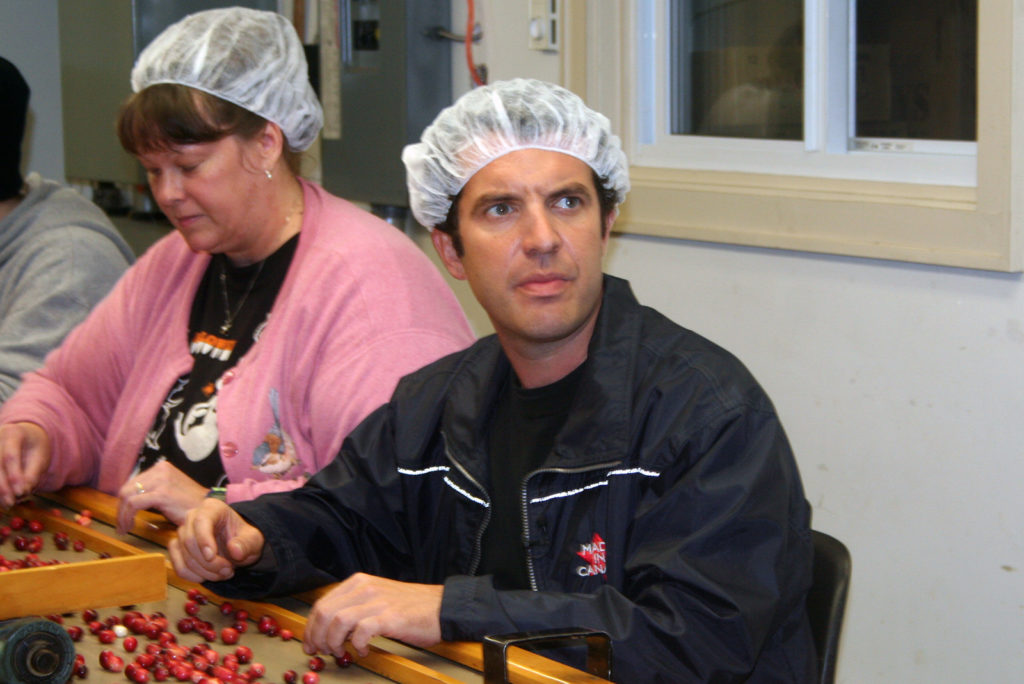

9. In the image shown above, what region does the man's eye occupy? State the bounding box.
[556,196,581,209]
[486,203,512,217]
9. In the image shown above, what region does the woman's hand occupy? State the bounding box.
[0,422,52,507]
[116,460,212,533]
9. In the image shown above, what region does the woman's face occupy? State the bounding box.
[136,134,272,264]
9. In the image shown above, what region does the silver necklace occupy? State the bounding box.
[218,259,265,334]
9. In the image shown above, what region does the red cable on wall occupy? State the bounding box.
[466,0,485,86]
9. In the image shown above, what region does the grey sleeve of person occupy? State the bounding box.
[0,183,134,401]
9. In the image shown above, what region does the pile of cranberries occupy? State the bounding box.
[57,592,356,683]
[1,509,355,683]
[56,590,354,682]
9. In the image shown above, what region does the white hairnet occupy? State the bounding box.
[131,7,323,151]
[402,78,630,229]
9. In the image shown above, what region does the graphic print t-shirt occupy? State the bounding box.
[134,236,298,487]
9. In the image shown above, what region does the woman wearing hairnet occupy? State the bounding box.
[0,8,474,531]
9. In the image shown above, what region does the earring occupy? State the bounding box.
[264,169,273,180]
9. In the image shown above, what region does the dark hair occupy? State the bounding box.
[0,56,30,200]
[117,84,300,174]
[436,168,618,256]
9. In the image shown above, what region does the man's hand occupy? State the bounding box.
[304,574,443,658]
[0,422,51,507]
[168,498,265,583]
[115,460,211,533]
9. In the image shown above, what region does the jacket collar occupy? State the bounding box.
[443,274,640,473]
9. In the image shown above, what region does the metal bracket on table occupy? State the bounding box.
[482,628,612,683]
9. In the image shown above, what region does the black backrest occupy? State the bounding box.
[807,530,852,684]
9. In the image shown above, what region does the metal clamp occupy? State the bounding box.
[482,628,612,683]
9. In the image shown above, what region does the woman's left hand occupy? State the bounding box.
[116,460,213,533]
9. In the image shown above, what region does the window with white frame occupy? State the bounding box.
[567,0,1019,271]
[632,0,977,185]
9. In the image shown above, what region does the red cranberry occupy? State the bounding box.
[282,670,297,684]
[308,656,325,672]
[256,615,277,634]
[98,629,117,644]
[335,650,354,668]
[278,628,293,641]
[177,617,196,633]
[183,600,200,616]
[233,646,252,664]
[246,662,265,677]
[219,627,239,645]
[73,539,86,552]
[27,519,44,533]
[67,625,84,641]
[129,665,151,682]
[219,602,234,616]
[210,665,235,681]
[301,673,319,684]
[100,651,124,672]
[9,516,25,530]
[231,620,247,634]
[123,635,139,652]
[82,608,99,622]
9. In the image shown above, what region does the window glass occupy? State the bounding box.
[671,0,803,140]
[855,0,976,141]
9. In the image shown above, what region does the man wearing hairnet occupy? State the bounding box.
[171,79,816,683]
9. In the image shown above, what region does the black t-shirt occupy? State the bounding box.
[134,236,298,487]
[478,363,585,590]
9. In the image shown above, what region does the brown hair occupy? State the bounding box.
[436,169,618,256]
[117,84,300,174]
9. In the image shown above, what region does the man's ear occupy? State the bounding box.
[431,230,467,280]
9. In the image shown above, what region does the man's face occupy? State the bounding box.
[432,149,611,356]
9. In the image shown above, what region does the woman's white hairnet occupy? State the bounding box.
[402,78,630,229]
[131,7,323,151]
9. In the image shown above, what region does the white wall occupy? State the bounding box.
[4,1,1021,681]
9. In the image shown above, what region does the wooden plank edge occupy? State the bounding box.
[0,553,166,620]
[426,641,612,684]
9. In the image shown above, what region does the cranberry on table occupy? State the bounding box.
[302,672,320,684]
[308,655,325,672]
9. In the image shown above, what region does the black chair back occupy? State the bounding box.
[807,530,851,684]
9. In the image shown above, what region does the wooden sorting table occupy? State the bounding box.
[0,488,610,684]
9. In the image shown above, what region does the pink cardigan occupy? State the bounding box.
[0,180,474,503]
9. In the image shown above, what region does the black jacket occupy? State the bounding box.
[223,275,816,682]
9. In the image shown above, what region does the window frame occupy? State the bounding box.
[561,0,1023,272]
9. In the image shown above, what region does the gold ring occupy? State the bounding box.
[135,481,145,494]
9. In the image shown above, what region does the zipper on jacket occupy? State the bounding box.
[442,432,491,576]
[520,458,622,592]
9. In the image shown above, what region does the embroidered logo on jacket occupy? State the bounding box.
[576,533,607,577]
